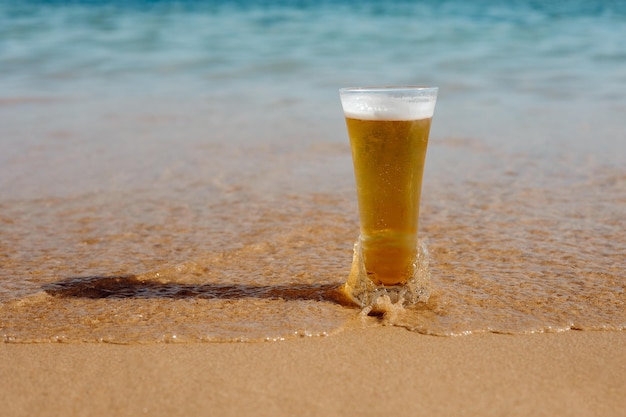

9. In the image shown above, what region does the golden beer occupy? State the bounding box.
[346,117,432,286]
[339,86,437,293]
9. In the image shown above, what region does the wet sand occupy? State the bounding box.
[2,328,625,417]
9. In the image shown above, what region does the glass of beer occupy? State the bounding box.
[339,86,438,305]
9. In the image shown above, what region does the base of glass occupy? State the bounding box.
[341,237,431,308]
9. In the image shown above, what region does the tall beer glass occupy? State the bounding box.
[339,86,438,305]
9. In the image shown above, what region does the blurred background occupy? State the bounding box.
[2,0,625,195]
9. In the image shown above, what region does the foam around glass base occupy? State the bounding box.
[341,237,431,308]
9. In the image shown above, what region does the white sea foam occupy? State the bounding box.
[340,89,437,121]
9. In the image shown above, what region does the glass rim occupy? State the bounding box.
[339,86,438,94]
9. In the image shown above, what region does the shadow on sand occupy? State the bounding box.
[42,275,350,305]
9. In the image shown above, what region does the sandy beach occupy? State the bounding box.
[2,2,625,416]
[2,328,625,417]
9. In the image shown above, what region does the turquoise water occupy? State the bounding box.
[2,0,625,161]
[1,0,625,342]
[2,1,626,100]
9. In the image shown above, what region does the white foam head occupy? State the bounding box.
[339,87,438,121]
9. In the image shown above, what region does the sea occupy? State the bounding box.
[1,0,624,342]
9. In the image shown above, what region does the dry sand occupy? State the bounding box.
[2,327,624,417]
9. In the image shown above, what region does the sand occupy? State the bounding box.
[2,328,624,417]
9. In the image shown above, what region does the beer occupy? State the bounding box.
[346,117,431,285]
[339,87,437,288]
